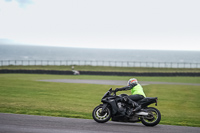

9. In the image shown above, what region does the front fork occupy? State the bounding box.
[100,103,108,115]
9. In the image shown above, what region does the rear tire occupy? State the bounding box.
[92,105,111,123]
[141,107,161,126]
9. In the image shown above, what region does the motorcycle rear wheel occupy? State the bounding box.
[92,105,111,123]
[141,107,161,126]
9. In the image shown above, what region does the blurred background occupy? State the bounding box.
[0,0,200,127]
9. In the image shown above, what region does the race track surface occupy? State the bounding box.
[0,113,199,133]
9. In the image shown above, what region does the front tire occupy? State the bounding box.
[141,107,161,126]
[92,105,111,123]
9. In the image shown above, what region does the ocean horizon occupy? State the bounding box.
[0,44,200,67]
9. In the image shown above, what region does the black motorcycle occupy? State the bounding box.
[92,88,161,126]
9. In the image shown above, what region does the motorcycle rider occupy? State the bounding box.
[115,78,146,115]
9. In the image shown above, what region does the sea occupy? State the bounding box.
[0,44,200,68]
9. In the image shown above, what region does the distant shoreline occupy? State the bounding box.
[1,44,200,64]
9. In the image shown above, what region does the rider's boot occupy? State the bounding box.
[132,102,141,113]
[133,105,141,112]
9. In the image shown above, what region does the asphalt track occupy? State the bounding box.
[39,79,200,86]
[0,113,199,133]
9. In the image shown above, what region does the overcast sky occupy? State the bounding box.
[0,0,200,51]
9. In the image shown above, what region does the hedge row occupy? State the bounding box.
[0,69,200,76]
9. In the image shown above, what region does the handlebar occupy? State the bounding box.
[108,88,117,96]
[112,91,116,96]
[111,89,117,96]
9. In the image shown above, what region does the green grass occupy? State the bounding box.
[145,84,200,127]
[1,65,200,72]
[0,74,200,127]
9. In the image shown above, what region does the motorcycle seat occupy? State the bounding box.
[144,97,157,100]
[138,97,157,103]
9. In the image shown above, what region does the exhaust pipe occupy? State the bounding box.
[135,112,148,116]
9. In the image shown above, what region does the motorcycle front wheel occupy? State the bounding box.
[141,107,161,126]
[92,105,111,123]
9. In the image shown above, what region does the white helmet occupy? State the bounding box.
[127,78,138,86]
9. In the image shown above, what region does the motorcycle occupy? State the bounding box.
[92,88,161,126]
